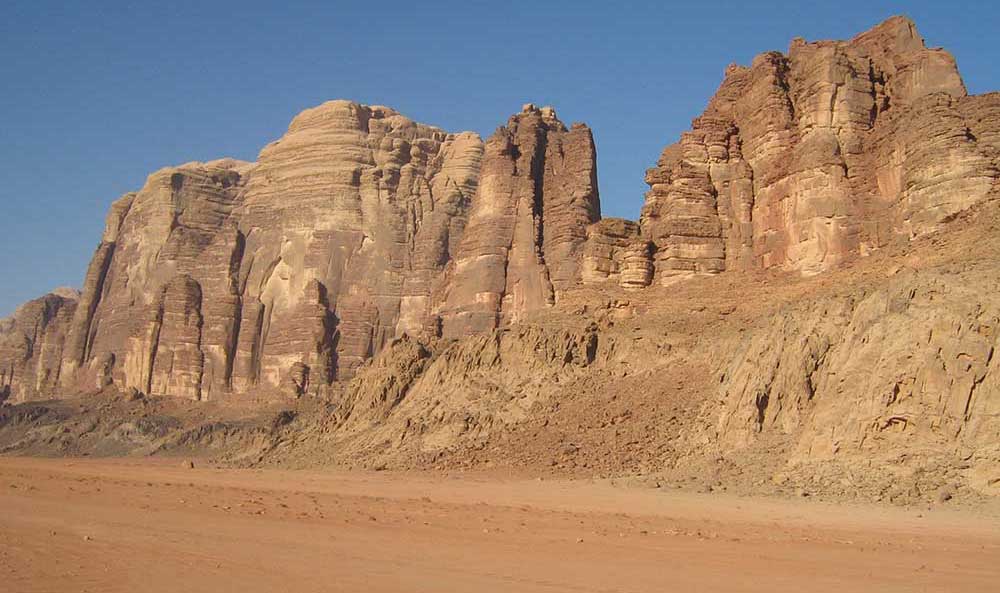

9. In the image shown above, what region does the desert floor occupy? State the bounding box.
[1,457,998,593]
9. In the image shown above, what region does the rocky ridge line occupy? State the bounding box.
[2,16,999,406]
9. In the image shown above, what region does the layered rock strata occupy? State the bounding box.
[3,17,1000,403]
[580,218,653,290]
[231,102,485,389]
[0,290,79,403]
[636,16,1000,283]
[0,102,599,401]
[436,104,600,338]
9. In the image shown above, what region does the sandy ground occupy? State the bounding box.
[1,458,998,593]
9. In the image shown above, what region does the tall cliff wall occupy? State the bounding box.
[583,16,1000,289]
[436,104,600,338]
[0,102,599,402]
[3,16,999,403]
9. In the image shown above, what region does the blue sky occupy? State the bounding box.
[1,1,997,316]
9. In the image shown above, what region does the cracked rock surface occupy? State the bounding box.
[1,16,998,425]
[636,16,999,283]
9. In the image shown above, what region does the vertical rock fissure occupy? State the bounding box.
[531,125,549,267]
[144,296,165,395]
[80,242,116,364]
[226,295,242,390]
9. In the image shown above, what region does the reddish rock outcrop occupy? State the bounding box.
[637,16,1000,282]
[436,104,600,338]
[581,218,653,290]
[3,17,998,405]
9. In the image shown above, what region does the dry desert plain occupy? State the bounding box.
[1,457,998,593]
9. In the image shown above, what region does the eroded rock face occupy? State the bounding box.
[703,268,1000,493]
[337,324,611,454]
[581,218,653,290]
[436,104,600,338]
[1,101,600,401]
[61,102,490,401]
[4,17,999,405]
[0,292,78,402]
[233,101,484,387]
[62,158,250,401]
[637,16,1000,282]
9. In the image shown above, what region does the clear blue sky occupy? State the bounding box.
[1,1,996,316]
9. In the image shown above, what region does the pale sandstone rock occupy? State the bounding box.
[3,17,999,406]
[235,101,484,387]
[0,292,78,402]
[1,101,599,401]
[149,275,204,399]
[436,105,600,338]
[66,159,249,400]
[705,268,1000,493]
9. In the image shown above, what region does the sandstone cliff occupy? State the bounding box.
[585,15,1000,289]
[289,199,999,501]
[0,290,79,403]
[0,102,599,402]
[3,16,1000,409]
[1,15,998,506]
[436,104,600,337]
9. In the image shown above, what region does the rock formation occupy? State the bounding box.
[0,290,79,403]
[0,102,599,402]
[633,16,1000,284]
[337,324,613,455]
[231,101,485,391]
[711,273,1000,459]
[60,158,251,402]
[1,16,999,504]
[436,104,600,337]
[698,263,1000,496]
[2,16,999,404]
[581,218,653,290]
